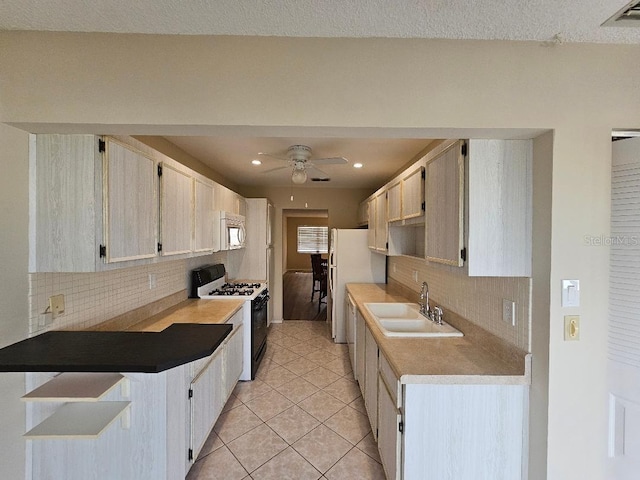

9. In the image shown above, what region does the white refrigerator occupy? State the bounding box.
[329,229,386,343]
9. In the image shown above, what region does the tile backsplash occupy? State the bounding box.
[28,252,228,335]
[388,256,531,352]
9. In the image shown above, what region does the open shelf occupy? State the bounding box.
[22,373,126,402]
[24,401,131,439]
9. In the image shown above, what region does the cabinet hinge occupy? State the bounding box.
[158,243,163,253]
[421,201,425,212]
[158,165,163,177]
[385,242,389,250]
[99,244,106,258]
[98,139,106,153]
[460,247,467,262]
[188,388,193,399]
[461,142,468,157]
[421,168,425,180]
[188,448,193,461]
[399,421,404,433]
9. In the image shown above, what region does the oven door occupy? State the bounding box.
[251,294,268,379]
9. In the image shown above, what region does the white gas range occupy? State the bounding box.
[190,264,269,381]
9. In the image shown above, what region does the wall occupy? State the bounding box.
[1,33,640,479]
[0,124,28,480]
[285,216,329,271]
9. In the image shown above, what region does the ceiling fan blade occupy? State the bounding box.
[306,165,330,178]
[261,165,290,174]
[312,156,348,165]
[257,152,289,162]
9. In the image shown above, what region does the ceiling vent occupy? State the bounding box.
[603,1,640,27]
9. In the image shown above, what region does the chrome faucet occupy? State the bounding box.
[419,281,430,317]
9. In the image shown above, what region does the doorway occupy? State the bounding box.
[282,209,329,320]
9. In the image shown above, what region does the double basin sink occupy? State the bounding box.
[364,303,463,338]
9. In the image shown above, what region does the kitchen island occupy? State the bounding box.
[0,297,244,480]
[346,283,530,480]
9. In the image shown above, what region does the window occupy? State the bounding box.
[297,226,328,253]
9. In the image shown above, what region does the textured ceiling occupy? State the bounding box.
[1,0,640,44]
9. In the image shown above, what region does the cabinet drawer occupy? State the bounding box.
[379,351,401,409]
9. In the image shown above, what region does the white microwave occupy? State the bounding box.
[213,211,246,251]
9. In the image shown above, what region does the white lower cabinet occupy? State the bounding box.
[355,311,366,391]
[364,326,379,439]
[377,373,402,480]
[356,309,527,480]
[188,322,243,465]
[25,323,244,480]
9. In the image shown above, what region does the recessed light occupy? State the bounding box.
[251,159,262,165]
[353,163,363,169]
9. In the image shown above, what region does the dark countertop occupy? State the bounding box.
[0,323,232,373]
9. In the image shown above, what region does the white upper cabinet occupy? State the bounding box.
[357,200,369,226]
[104,138,159,263]
[424,138,533,276]
[387,181,402,223]
[30,134,245,272]
[466,139,532,277]
[194,179,215,253]
[367,198,376,250]
[29,134,159,272]
[425,140,465,267]
[159,162,193,256]
[215,185,246,216]
[401,166,425,220]
[374,190,388,253]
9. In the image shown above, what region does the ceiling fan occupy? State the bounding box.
[258,144,348,184]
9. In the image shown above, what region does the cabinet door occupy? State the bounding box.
[160,163,193,256]
[223,324,243,401]
[402,166,425,219]
[194,179,214,252]
[387,182,402,222]
[104,138,158,263]
[378,374,402,480]
[358,200,369,226]
[425,141,465,266]
[190,349,224,461]
[374,192,388,253]
[356,312,366,393]
[364,326,379,439]
[367,198,376,250]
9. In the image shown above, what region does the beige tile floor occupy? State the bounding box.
[186,321,387,480]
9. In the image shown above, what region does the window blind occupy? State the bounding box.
[297,226,328,254]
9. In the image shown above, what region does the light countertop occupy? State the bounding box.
[346,283,531,385]
[124,298,244,332]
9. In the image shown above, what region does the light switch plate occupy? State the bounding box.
[562,280,580,307]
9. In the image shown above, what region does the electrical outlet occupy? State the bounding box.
[49,294,65,318]
[502,299,516,326]
[412,270,418,282]
[564,315,580,341]
[149,274,157,289]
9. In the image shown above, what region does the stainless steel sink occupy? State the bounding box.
[364,303,463,338]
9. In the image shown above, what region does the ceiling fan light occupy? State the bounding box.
[291,169,307,184]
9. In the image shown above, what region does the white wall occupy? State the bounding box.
[1,32,640,479]
[0,124,29,480]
